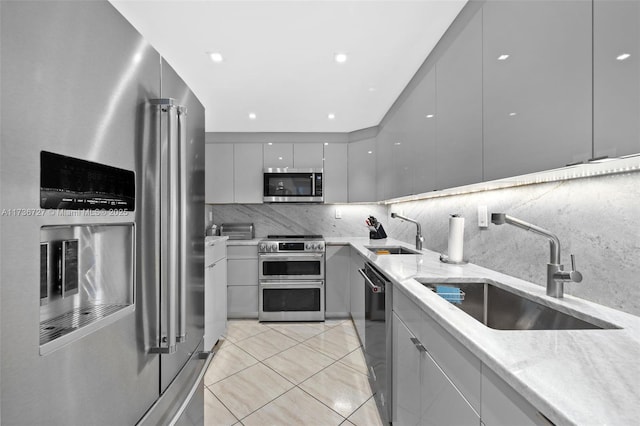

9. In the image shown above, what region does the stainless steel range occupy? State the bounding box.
[258,235,325,321]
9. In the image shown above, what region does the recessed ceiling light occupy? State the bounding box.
[509,112,517,116]
[248,112,257,120]
[497,54,510,61]
[334,53,348,64]
[394,142,401,146]
[208,52,223,63]
[425,114,434,118]
[368,87,377,92]
[367,151,373,154]
[616,53,631,61]
[328,113,336,120]
[278,156,283,160]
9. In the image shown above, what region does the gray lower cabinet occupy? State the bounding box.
[482,0,592,180]
[435,7,483,189]
[349,247,365,343]
[226,245,258,318]
[393,311,480,426]
[593,0,640,158]
[325,245,351,318]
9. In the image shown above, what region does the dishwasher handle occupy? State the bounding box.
[358,268,385,293]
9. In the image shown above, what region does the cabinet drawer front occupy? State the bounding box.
[227,286,258,319]
[227,245,258,259]
[227,259,258,286]
[420,312,482,413]
[205,243,226,265]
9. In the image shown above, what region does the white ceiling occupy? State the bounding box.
[110,0,467,133]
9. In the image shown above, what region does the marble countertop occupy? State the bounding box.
[332,237,640,426]
[223,238,260,246]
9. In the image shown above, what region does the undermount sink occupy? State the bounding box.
[416,279,618,331]
[366,246,422,255]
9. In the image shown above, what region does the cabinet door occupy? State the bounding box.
[436,9,483,189]
[325,245,350,317]
[412,67,438,195]
[205,143,234,203]
[594,0,640,158]
[348,138,377,202]
[375,128,393,201]
[323,143,348,203]
[263,143,293,169]
[227,286,258,319]
[293,143,323,168]
[483,0,592,180]
[421,350,479,426]
[211,257,227,344]
[234,143,263,203]
[349,248,365,343]
[392,312,422,426]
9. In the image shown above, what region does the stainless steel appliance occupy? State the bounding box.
[1,2,211,425]
[220,222,255,240]
[258,235,326,321]
[263,168,324,203]
[360,263,392,424]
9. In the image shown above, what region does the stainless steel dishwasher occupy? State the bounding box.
[360,263,392,424]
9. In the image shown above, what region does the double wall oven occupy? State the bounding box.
[258,235,325,321]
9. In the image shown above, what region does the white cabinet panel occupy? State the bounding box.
[481,367,547,426]
[323,143,348,203]
[436,9,483,189]
[205,143,234,203]
[293,143,323,168]
[204,242,226,349]
[263,143,293,169]
[594,0,640,158]
[325,245,350,317]
[483,0,592,180]
[348,138,377,202]
[234,143,263,203]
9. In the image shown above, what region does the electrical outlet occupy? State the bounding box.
[478,205,488,228]
[335,208,342,219]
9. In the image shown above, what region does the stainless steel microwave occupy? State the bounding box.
[263,168,323,203]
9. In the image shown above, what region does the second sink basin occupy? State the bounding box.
[416,279,617,331]
[366,246,422,255]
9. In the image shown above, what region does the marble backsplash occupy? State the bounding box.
[210,171,640,316]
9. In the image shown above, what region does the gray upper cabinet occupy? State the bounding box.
[594,0,640,158]
[436,9,483,189]
[349,137,377,202]
[293,143,324,168]
[323,143,348,203]
[205,143,234,203]
[483,0,592,180]
[234,143,263,204]
[263,143,293,169]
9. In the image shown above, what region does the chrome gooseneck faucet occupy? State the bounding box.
[490,213,582,298]
[391,212,424,251]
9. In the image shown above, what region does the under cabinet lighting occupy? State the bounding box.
[208,52,223,63]
[267,142,273,146]
[324,143,329,146]
[616,53,631,61]
[497,54,510,61]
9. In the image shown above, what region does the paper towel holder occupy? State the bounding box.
[439,253,468,265]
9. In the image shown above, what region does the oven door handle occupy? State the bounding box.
[358,268,385,293]
[259,253,325,260]
[260,281,324,287]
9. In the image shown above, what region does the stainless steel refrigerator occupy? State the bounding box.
[1,1,209,424]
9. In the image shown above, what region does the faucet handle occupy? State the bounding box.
[569,254,583,283]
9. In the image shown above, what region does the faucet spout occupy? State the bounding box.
[391,212,424,251]
[491,213,582,298]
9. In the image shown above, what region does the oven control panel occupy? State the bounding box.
[259,240,325,253]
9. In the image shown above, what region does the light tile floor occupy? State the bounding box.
[204,319,384,426]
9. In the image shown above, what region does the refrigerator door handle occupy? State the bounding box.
[176,105,188,343]
[150,98,179,354]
